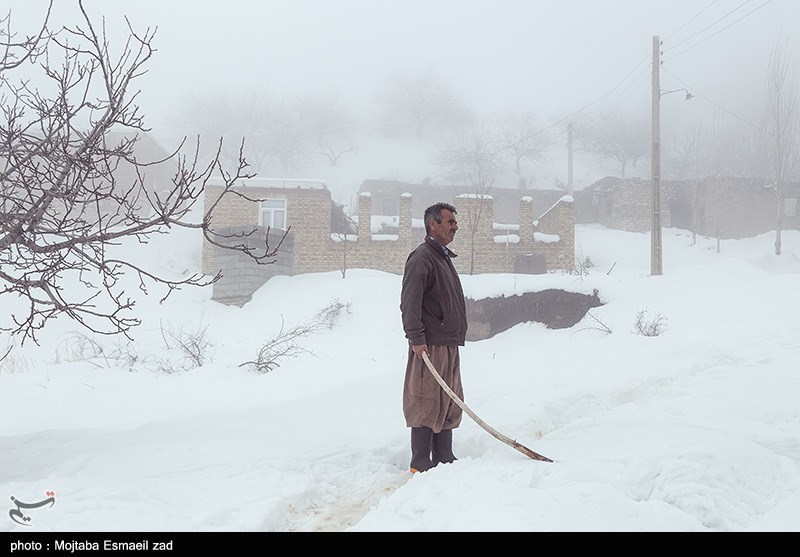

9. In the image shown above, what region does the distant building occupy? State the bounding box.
[575,175,800,238]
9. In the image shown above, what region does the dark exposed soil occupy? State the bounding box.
[466,288,603,341]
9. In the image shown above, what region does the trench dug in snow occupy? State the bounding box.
[466,288,603,341]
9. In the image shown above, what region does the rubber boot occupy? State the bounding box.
[431,428,457,465]
[409,427,435,473]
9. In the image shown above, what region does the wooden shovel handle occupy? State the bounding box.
[421,351,553,463]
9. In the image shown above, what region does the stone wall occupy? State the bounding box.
[577,175,800,239]
[693,177,778,239]
[596,179,671,232]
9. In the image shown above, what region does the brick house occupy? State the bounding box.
[202,178,576,306]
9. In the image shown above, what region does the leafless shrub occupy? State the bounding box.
[241,299,351,374]
[153,358,185,375]
[54,331,148,371]
[0,340,29,374]
[106,339,159,373]
[314,299,350,327]
[54,332,109,367]
[562,255,592,277]
[52,324,212,374]
[633,310,668,337]
[160,321,216,371]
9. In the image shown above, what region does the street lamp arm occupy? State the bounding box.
[660,87,694,100]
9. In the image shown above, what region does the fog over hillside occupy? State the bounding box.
[6,1,798,204]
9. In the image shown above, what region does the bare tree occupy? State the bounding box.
[432,125,501,274]
[294,94,359,167]
[0,1,284,344]
[497,111,552,175]
[457,182,494,276]
[433,123,506,184]
[764,37,800,256]
[265,109,314,173]
[174,87,352,174]
[173,87,307,174]
[575,111,650,178]
[330,196,358,279]
[663,124,706,180]
[296,93,356,147]
[318,138,357,167]
[665,109,764,181]
[375,69,474,138]
[701,109,746,177]
[675,108,771,181]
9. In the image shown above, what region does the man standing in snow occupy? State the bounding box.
[400,202,467,473]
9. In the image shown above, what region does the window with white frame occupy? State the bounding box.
[260,199,287,230]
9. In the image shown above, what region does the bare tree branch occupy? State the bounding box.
[0,2,285,344]
[0,1,52,72]
[497,111,553,176]
[318,138,357,166]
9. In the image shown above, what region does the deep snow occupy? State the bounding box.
[2,224,799,532]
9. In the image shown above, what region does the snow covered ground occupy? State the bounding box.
[2,223,799,532]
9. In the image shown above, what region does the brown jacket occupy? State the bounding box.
[400,236,467,347]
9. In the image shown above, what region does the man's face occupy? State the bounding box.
[430,209,458,246]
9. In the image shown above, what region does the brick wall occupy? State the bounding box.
[202,183,329,275]
[204,185,576,305]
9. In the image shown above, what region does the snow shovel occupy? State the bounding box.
[421,351,553,463]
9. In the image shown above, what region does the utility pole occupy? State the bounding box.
[651,35,663,276]
[567,122,574,196]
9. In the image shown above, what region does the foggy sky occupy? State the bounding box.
[7,0,797,128]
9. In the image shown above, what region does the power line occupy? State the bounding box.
[664,0,754,52]
[663,0,721,41]
[603,64,652,114]
[531,52,652,136]
[664,0,774,62]
[424,53,653,183]
[661,66,800,149]
[425,0,788,186]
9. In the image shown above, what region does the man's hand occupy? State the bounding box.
[411,344,428,358]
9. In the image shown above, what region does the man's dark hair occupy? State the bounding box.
[424,202,458,234]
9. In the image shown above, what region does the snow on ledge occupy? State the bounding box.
[456,193,493,200]
[210,177,328,189]
[534,232,560,243]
